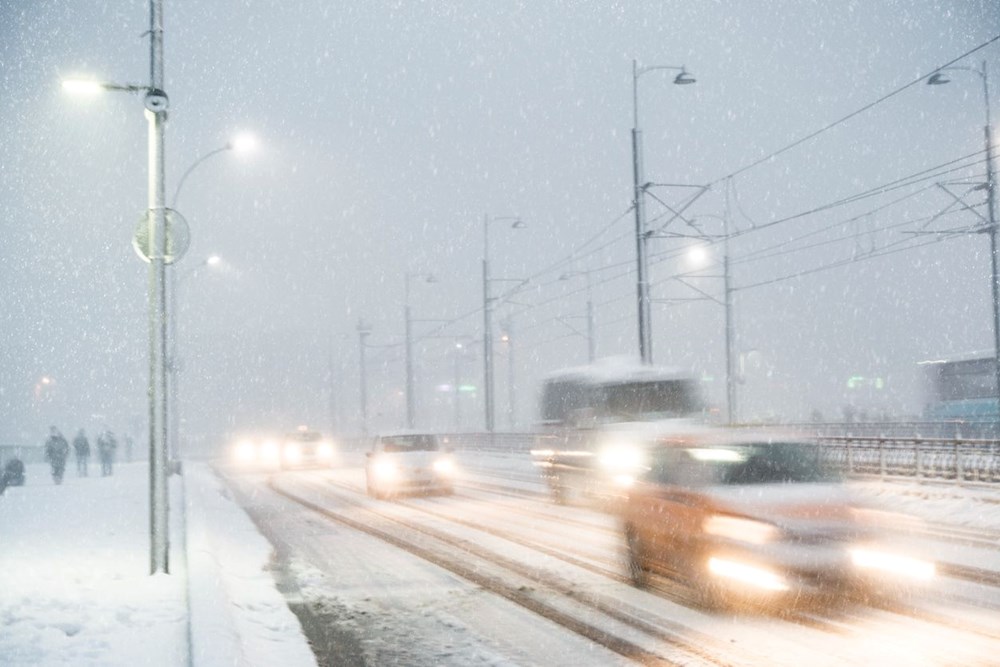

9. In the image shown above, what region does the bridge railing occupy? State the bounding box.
[438,429,1000,485]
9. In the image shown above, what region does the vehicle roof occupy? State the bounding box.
[542,357,693,385]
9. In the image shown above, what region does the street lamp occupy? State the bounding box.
[500,318,517,429]
[559,270,597,362]
[483,214,525,436]
[357,319,372,439]
[61,0,170,574]
[655,212,735,424]
[928,60,999,415]
[171,133,257,209]
[404,272,437,429]
[632,59,696,365]
[168,254,221,464]
[167,136,255,465]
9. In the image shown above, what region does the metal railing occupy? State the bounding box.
[440,429,1000,485]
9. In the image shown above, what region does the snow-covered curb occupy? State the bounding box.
[183,463,317,667]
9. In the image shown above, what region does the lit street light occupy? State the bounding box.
[167,135,255,465]
[61,0,170,574]
[631,59,696,365]
[483,214,526,437]
[357,319,372,438]
[404,272,437,429]
[927,60,999,416]
[653,211,736,424]
[168,254,222,464]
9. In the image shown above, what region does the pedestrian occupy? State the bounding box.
[1,458,25,495]
[97,430,118,476]
[73,429,91,477]
[124,434,134,463]
[44,426,70,485]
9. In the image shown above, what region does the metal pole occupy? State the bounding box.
[724,212,735,425]
[979,61,1000,421]
[168,268,178,462]
[632,60,652,364]
[585,270,596,362]
[504,318,515,430]
[483,214,495,434]
[358,321,370,439]
[404,275,415,429]
[454,344,462,430]
[328,334,339,436]
[147,0,169,575]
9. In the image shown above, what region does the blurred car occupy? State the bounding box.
[621,429,935,610]
[365,433,456,498]
[230,427,337,470]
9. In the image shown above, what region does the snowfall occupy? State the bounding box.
[1,454,999,666]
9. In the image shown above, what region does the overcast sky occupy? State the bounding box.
[2,1,998,448]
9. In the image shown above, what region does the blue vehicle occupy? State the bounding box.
[920,353,999,421]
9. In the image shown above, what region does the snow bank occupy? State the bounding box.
[0,463,187,666]
[184,463,317,667]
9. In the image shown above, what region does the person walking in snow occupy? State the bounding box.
[72,429,91,477]
[97,430,118,477]
[44,426,70,484]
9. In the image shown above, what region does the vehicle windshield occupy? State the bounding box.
[648,441,839,486]
[602,380,702,420]
[381,435,439,453]
[286,431,321,442]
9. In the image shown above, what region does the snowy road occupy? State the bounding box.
[218,452,1000,666]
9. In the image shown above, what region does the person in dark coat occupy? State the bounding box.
[44,426,70,484]
[97,430,118,477]
[73,429,91,477]
[1,458,25,495]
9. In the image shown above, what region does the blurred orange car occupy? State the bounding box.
[621,429,934,610]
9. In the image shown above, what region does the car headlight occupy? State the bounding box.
[597,443,643,471]
[317,442,334,460]
[433,458,455,475]
[850,548,936,580]
[371,459,398,480]
[703,515,780,545]
[234,440,256,464]
[708,556,789,592]
[283,442,302,463]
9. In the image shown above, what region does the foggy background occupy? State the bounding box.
[2,1,998,453]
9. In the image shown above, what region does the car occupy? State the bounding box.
[230,427,337,470]
[365,433,456,499]
[279,427,338,469]
[621,429,935,611]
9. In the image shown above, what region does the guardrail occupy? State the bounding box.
[818,435,1000,484]
[441,430,1000,485]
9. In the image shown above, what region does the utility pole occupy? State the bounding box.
[357,320,371,439]
[146,0,170,575]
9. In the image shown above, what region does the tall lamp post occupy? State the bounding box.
[482,214,525,436]
[168,135,255,464]
[404,272,437,429]
[61,0,171,574]
[658,212,736,423]
[559,270,597,362]
[928,60,999,415]
[357,320,372,439]
[632,59,696,365]
[168,254,221,463]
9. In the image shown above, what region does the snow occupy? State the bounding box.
[0,461,315,667]
[1,451,999,666]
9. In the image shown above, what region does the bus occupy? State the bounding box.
[920,352,998,421]
[532,359,705,503]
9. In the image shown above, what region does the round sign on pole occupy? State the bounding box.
[132,208,190,264]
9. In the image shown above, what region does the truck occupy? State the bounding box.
[530,359,705,504]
